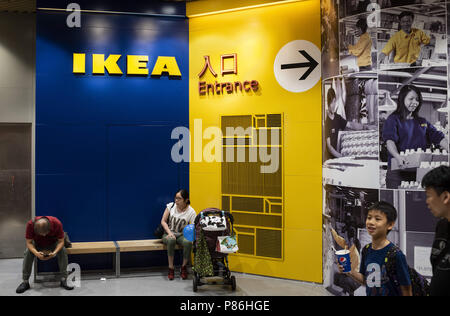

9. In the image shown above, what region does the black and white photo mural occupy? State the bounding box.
[321,0,447,295]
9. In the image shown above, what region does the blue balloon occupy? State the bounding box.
[183,224,195,242]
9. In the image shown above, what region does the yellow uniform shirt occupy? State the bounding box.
[381,28,430,64]
[348,32,372,67]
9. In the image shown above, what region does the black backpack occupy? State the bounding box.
[362,243,430,296]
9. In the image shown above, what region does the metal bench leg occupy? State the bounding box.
[113,241,120,278]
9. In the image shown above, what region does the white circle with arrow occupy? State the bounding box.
[274,40,321,93]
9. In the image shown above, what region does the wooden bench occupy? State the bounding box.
[116,239,168,252]
[66,241,120,278]
[115,239,181,277]
[36,239,182,280]
[67,241,117,255]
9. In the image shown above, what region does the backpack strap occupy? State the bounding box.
[362,243,399,279]
[361,243,371,260]
[384,244,401,287]
[384,244,400,268]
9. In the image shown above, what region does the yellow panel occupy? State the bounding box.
[229,229,322,282]
[285,175,322,230]
[284,121,322,177]
[190,171,222,211]
[237,234,255,255]
[270,204,282,213]
[235,226,255,234]
[189,0,321,281]
[232,212,282,229]
[255,228,282,258]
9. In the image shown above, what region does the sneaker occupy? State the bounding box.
[16,282,30,294]
[180,266,188,280]
[60,280,75,291]
[168,268,175,281]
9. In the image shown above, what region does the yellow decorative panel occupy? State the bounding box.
[221,113,284,260]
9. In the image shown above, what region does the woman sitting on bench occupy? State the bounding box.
[160,189,196,280]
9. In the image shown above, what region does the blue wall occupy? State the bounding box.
[36,9,189,257]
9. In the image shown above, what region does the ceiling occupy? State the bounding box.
[0,0,36,13]
[0,0,199,13]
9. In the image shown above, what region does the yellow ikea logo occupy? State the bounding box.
[73,53,182,77]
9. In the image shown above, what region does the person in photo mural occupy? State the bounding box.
[382,84,448,189]
[325,78,368,161]
[345,18,373,71]
[379,11,433,66]
[161,189,196,280]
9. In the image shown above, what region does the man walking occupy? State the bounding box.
[422,166,450,296]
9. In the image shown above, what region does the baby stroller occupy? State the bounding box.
[192,208,237,292]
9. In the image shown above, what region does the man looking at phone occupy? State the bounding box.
[16,216,74,294]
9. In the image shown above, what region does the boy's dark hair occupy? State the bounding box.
[368,201,397,225]
[399,11,414,21]
[421,166,450,196]
[356,18,368,34]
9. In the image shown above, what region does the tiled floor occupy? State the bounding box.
[0,258,332,296]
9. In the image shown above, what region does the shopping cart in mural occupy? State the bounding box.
[192,208,237,292]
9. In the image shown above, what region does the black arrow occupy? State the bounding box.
[281,50,318,80]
